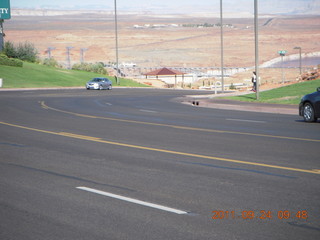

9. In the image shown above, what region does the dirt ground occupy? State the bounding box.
[3,12,320,87]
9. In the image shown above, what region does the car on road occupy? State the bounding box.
[86,78,112,90]
[299,87,320,122]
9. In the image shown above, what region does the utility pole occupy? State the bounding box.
[80,48,88,63]
[294,46,302,75]
[220,0,224,93]
[254,0,259,100]
[114,0,120,85]
[46,47,55,59]
[66,46,74,69]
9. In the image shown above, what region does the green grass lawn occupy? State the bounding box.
[224,78,320,105]
[0,62,148,88]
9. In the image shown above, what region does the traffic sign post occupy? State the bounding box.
[278,50,287,56]
[0,0,11,51]
[278,50,287,84]
[0,19,4,51]
[0,0,11,19]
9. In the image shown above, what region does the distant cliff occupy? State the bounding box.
[11,0,320,16]
[12,9,113,16]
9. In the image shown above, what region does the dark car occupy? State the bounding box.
[299,87,320,122]
[86,78,112,90]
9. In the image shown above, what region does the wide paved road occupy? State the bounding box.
[1,89,319,240]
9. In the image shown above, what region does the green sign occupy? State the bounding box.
[0,0,11,19]
[278,50,287,55]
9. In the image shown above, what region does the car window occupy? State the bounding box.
[91,78,111,83]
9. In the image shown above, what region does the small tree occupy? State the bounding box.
[2,41,38,63]
[16,42,38,62]
[3,41,16,58]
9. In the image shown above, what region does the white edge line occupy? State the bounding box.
[139,109,158,113]
[226,118,266,123]
[76,186,188,215]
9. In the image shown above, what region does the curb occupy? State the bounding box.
[179,89,298,115]
[182,97,297,115]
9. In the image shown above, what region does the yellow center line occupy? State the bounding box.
[58,132,102,141]
[0,121,319,175]
[39,101,320,143]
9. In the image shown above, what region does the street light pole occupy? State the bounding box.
[254,0,259,100]
[294,46,302,75]
[220,0,224,93]
[114,0,119,85]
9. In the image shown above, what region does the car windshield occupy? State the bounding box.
[92,78,103,82]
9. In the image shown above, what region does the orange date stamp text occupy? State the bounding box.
[211,210,308,220]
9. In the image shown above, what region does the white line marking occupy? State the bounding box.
[76,186,188,215]
[139,109,158,113]
[226,118,266,123]
[105,103,112,106]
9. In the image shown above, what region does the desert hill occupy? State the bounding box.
[3,9,320,86]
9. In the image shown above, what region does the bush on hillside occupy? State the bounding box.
[41,58,61,68]
[2,41,38,63]
[0,54,23,67]
[3,41,16,58]
[72,62,107,75]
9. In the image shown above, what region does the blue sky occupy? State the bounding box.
[10,0,317,14]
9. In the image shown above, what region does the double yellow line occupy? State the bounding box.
[0,121,319,175]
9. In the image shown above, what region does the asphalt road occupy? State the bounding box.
[1,88,319,240]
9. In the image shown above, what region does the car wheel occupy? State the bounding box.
[303,103,316,122]
[108,85,112,90]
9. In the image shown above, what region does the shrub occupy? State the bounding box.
[3,41,16,58]
[2,41,38,63]
[16,42,38,62]
[72,62,107,74]
[229,83,236,90]
[41,58,61,68]
[0,54,23,67]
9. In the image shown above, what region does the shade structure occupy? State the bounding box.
[144,67,185,77]
[144,68,186,88]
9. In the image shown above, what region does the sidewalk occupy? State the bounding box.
[182,90,298,115]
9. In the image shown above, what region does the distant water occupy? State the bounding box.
[269,56,320,68]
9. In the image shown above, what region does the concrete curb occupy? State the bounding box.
[181,92,298,115]
[187,99,297,115]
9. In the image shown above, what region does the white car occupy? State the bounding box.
[86,78,112,90]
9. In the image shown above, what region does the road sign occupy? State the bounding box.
[278,50,287,56]
[0,0,11,19]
